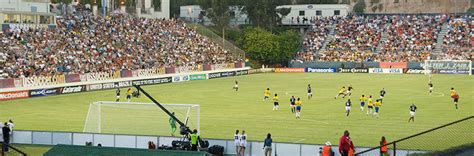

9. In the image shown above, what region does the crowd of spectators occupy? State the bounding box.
[0,8,240,79]
[440,16,473,60]
[295,14,471,63]
[379,15,444,62]
[319,15,386,62]
[295,16,335,62]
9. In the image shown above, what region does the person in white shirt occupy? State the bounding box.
[234,130,241,156]
[240,130,247,156]
[7,119,13,134]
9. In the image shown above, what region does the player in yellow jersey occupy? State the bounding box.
[359,95,367,112]
[366,95,373,115]
[126,88,133,102]
[272,94,279,110]
[374,99,382,118]
[334,86,346,99]
[263,88,270,101]
[295,98,302,119]
[450,88,459,109]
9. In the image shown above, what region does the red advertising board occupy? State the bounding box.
[0,90,29,101]
[379,62,408,69]
[275,68,305,73]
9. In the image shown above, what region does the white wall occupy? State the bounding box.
[137,0,170,19]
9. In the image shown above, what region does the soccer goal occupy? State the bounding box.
[423,60,472,75]
[83,101,200,135]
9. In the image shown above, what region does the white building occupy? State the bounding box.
[277,4,351,25]
[135,0,170,19]
[179,5,248,25]
[0,0,55,30]
[180,4,350,26]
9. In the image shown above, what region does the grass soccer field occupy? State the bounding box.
[0,73,472,149]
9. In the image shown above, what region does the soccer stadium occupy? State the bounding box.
[0,0,472,155]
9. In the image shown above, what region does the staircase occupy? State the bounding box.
[374,23,390,54]
[318,23,337,54]
[433,22,449,54]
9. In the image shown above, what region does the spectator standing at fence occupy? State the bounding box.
[240,130,248,156]
[338,130,355,156]
[263,133,272,156]
[2,122,11,152]
[7,119,13,135]
[234,130,241,156]
[380,136,389,156]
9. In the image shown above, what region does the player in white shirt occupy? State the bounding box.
[234,130,241,156]
[240,130,247,156]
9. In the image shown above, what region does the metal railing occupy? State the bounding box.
[356,116,474,156]
[0,142,27,156]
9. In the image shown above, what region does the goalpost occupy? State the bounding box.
[423,60,472,75]
[83,101,200,135]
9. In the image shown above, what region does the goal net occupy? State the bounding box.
[423,60,472,75]
[83,101,200,135]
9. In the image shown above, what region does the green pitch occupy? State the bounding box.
[0,73,472,150]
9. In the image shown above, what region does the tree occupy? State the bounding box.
[353,0,366,14]
[198,0,235,30]
[242,0,291,31]
[237,27,299,65]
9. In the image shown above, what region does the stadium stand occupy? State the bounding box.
[440,16,473,60]
[294,14,472,63]
[0,8,241,79]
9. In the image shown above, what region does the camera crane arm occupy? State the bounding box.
[133,85,191,134]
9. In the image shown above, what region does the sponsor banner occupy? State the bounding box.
[203,64,212,71]
[0,78,15,88]
[380,62,408,69]
[177,66,201,74]
[236,70,249,76]
[88,81,132,91]
[189,74,207,81]
[275,68,305,73]
[306,68,336,73]
[437,70,470,74]
[248,68,274,74]
[60,85,86,94]
[173,75,190,82]
[132,68,165,77]
[132,77,172,86]
[369,68,403,74]
[220,71,236,77]
[208,72,221,79]
[420,62,471,70]
[65,74,81,83]
[404,69,428,74]
[121,70,133,78]
[80,71,120,82]
[212,63,235,70]
[29,88,60,97]
[165,67,176,74]
[338,68,369,73]
[23,75,66,87]
[0,90,29,100]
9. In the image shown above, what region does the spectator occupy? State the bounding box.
[7,119,13,135]
[338,130,355,156]
[263,133,272,156]
[2,122,10,152]
[380,136,389,156]
[148,141,156,150]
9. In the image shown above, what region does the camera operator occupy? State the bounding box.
[189,129,201,151]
